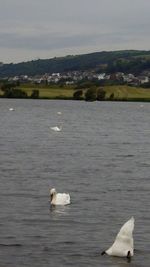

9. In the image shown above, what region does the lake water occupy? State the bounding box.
[0,99,150,267]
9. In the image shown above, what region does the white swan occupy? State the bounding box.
[50,126,62,132]
[50,188,70,205]
[101,217,134,258]
[9,108,14,111]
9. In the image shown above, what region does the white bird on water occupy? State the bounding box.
[49,188,70,206]
[50,125,62,132]
[9,108,14,111]
[101,217,134,258]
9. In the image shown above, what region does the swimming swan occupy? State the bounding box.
[50,188,70,205]
[101,217,134,258]
[50,126,62,132]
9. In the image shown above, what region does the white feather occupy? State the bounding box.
[50,188,70,205]
[50,126,62,132]
[105,217,134,257]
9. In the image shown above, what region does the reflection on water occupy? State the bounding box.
[0,99,150,267]
[50,205,71,215]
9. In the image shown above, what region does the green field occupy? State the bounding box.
[21,85,74,99]
[1,84,150,101]
[104,85,150,100]
[21,84,150,101]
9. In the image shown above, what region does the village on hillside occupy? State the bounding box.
[3,70,150,87]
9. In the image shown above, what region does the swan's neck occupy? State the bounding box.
[51,192,56,204]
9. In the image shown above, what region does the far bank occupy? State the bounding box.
[0,83,150,102]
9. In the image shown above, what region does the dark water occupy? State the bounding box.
[0,99,150,267]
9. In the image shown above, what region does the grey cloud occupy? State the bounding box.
[0,0,150,62]
[0,30,145,51]
[0,32,106,50]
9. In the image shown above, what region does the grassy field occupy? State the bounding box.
[22,84,150,101]
[19,84,74,99]
[22,87,74,99]
[1,84,150,101]
[105,85,150,100]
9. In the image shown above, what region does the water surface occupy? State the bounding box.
[0,99,150,267]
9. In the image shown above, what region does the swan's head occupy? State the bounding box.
[50,188,56,194]
[50,188,56,201]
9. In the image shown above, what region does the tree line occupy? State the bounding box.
[73,87,110,101]
[0,82,39,99]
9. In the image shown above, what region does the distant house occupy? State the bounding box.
[123,73,135,83]
[66,81,74,85]
[97,73,106,80]
[138,76,149,84]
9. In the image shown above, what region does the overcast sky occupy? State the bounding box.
[0,0,150,63]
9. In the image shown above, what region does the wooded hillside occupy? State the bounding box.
[0,50,150,77]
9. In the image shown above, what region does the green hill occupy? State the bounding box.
[0,50,150,77]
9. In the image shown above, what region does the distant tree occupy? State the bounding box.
[85,87,97,101]
[3,88,28,98]
[73,90,83,100]
[31,89,39,98]
[1,82,16,92]
[1,82,27,98]
[4,88,27,98]
[97,87,106,101]
[109,93,115,100]
[141,82,150,88]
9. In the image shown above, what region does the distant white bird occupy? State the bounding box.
[9,108,14,111]
[50,126,62,132]
[101,217,134,258]
[57,111,62,115]
[50,188,70,206]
